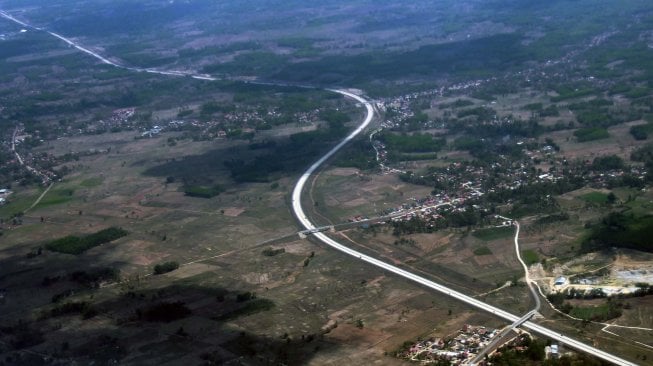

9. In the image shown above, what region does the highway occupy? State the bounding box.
[0,10,220,81]
[290,91,637,366]
[0,9,638,365]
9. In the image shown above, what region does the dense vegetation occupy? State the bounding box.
[574,127,610,142]
[153,261,180,275]
[583,212,653,253]
[45,227,128,254]
[391,207,485,236]
[630,123,653,140]
[183,184,225,198]
[379,132,446,153]
[224,110,350,182]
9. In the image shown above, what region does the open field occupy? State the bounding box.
[2,0,653,363]
[0,123,492,365]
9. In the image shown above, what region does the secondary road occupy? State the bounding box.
[291,91,636,366]
[469,220,540,364]
[513,220,542,312]
[0,10,638,366]
[12,125,51,184]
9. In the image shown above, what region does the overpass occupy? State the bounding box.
[290,90,637,366]
[0,10,638,365]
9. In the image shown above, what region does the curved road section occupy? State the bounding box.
[291,91,636,366]
[0,10,637,366]
[514,221,542,312]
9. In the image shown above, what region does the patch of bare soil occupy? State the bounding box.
[168,263,220,279]
[328,168,359,176]
[222,207,245,217]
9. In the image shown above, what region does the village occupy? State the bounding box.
[397,325,500,364]
[348,133,645,231]
[398,325,570,365]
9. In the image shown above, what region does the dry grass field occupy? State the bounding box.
[0,130,493,365]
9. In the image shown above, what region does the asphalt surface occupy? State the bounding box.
[0,10,638,365]
[290,91,636,366]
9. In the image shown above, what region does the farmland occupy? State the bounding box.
[2,0,653,364]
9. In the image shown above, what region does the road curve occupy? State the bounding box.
[0,10,637,366]
[291,92,636,366]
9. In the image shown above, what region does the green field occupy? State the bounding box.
[0,191,41,218]
[581,192,609,204]
[584,212,653,253]
[35,188,75,208]
[521,249,540,266]
[472,226,514,241]
[569,302,622,322]
[79,177,104,188]
[574,127,610,142]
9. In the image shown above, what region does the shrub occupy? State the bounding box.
[236,292,256,302]
[630,124,653,140]
[153,261,180,275]
[262,247,285,256]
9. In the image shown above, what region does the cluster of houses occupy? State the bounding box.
[369,129,407,174]
[83,107,136,134]
[140,125,163,138]
[398,325,499,364]
[346,184,489,228]
[378,76,494,113]
[109,107,135,126]
[154,108,321,141]
[6,126,57,185]
[68,104,323,141]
